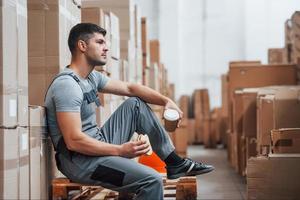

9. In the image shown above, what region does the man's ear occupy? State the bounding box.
[77,40,87,52]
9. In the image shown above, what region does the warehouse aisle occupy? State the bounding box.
[188,146,246,200]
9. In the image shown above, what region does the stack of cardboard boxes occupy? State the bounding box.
[221,59,300,198]
[28,0,81,106]
[1,0,174,199]
[191,89,211,147]
[82,0,142,84]
[228,63,297,174]
[0,0,29,199]
[29,106,51,199]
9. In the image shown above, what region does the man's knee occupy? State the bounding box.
[124,97,145,108]
[148,172,163,188]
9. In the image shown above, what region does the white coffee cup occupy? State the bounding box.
[163,109,180,132]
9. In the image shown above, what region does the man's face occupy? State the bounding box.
[84,33,108,66]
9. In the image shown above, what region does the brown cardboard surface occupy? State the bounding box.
[232,91,244,171]
[229,60,261,67]
[273,88,300,128]
[247,156,300,200]
[268,48,287,64]
[241,89,258,138]
[28,0,80,105]
[245,137,257,160]
[229,65,297,98]
[271,128,300,154]
[188,119,195,145]
[82,0,135,57]
[174,126,188,154]
[150,40,160,64]
[257,95,274,154]
[179,95,189,127]
[228,64,297,152]
[226,131,232,162]
[81,8,105,27]
[221,74,229,117]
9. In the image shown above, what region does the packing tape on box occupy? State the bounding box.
[29,127,48,149]
[0,155,29,171]
[0,84,18,94]
[17,86,28,96]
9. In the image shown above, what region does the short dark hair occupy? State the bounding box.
[68,23,106,55]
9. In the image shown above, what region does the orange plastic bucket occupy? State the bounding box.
[139,152,166,173]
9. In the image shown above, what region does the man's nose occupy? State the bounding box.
[104,45,109,52]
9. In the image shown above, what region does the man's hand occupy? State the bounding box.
[164,99,183,127]
[119,140,151,158]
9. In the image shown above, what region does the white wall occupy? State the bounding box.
[136,0,300,108]
[159,0,181,95]
[245,0,300,63]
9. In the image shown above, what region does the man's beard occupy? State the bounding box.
[86,55,106,67]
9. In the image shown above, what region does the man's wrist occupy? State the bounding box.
[163,97,171,106]
[115,144,122,156]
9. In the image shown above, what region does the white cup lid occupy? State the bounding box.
[164,109,179,121]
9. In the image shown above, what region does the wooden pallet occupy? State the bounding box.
[52,175,197,200]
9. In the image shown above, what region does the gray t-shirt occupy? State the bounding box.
[45,67,109,149]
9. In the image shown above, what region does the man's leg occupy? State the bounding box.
[100,97,175,159]
[68,154,164,200]
[99,97,214,181]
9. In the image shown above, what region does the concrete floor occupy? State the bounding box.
[187,145,246,200]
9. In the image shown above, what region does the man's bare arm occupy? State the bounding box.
[101,79,183,117]
[56,112,150,157]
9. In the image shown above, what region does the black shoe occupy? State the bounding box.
[166,158,214,179]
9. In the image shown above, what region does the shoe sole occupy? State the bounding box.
[167,167,215,180]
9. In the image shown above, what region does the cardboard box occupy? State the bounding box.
[81,7,105,27]
[28,0,81,105]
[0,127,29,200]
[150,40,160,64]
[173,126,188,154]
[141,17,150,70]
[257,86,300,155]
[228,64,297,146]
[29,105,54,199]
[226,131,232,162]
[0,128,19,199]
[188,119,195,145]
[268,48,287,64]
[82,0,136,60]
[179,95,189,127]
[232,91,244,171]
[192,89,210,144]
[18,127,30,199]
[221,74,229,117]
[0,0,28,127]
[239,136,246,176]
[247,156,300,200]
[271,128,300,154]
